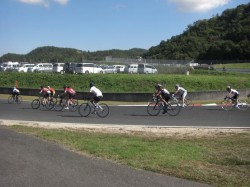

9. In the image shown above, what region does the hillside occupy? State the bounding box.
[143,3,250,60]
[0,47,147,63]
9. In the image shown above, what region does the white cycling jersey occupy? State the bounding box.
[90,86,103,97]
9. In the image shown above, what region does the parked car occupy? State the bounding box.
[75,63,104,74]
[128,64,138,74]
[18,64,35,72]
[103,66,117,74]
[63,62,77,74]
[113,65,128,73]
[138,64,158,74]
[52,63,65,74]
[29,63,53,72]
[0,61,20,72]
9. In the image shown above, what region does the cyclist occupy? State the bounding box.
[225,86,239,108]
[12,86,20,101]
[40,86,50,98]
[173,84,187,107]
[48,86,55,100]
[64,86,76,109]
[40,86,51,104]
[154,84,170,114]
[89,82,103,108]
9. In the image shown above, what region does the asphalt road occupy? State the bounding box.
[0,99,249,127]
[0,126,211,187]
[0,98,249,187]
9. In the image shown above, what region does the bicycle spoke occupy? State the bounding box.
[166,100,180,116]
[96,103,109,118]
[8,96,14,104]
[147,102,161,116]
[31,99,40,109]
[78,103,91,117]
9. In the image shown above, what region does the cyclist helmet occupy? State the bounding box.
[47,86,50,89]
[175,84,179,88]
[226,86,231,91]
[155,84,162,89]
[89,82,94,88]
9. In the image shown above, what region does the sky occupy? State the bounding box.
[0,0,249,56]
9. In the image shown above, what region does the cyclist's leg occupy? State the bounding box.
[182,92,187,107]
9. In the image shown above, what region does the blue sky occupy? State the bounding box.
[0,0,249,56]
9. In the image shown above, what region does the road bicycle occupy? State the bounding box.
[54,96,79,112]
[8,94,22,104]
[220,96,248,111]
[147,96,180,116]
[78,99,109,118]
[171,95,194,110]
[31,95,55,110]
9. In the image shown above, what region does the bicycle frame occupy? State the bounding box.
[78,100,109,118]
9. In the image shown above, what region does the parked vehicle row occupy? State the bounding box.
[0,62,158,74]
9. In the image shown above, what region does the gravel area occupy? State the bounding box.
[1,119,249,138]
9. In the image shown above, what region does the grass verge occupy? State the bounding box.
[7,125,250,187]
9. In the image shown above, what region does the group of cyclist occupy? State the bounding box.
[154,83,243,110]
[37,82,103,109]
[154,84,187,113]
[11,81,247,110]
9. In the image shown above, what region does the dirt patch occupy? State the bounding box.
[1,119,249,138]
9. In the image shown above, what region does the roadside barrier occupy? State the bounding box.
[0,87,249,102]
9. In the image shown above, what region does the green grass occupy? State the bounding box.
[0,71,250,93]
[8,125,250,187]
[213,63,250,69]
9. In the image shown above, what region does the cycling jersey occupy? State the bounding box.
[90,86,103,97]
[49,87,56,95]
[176,87,187,95]
[40,88,51,94]
[65,87,76,95]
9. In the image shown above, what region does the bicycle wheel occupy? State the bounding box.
[8,95,14,104]
[238,99,248,111]
[221,99,233,110]
[69,99,79,112]
[184,98,194,110]
[96,103,109,118]
[147,102,161,116]
[78,103,91,117]
[45,100,55,110]
[16,96,22,104]
[166,100,180,116]
[31,99,40,109]
[54,100,65,111]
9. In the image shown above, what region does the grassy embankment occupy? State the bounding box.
[0,70,250,93]
[8,125,250,187]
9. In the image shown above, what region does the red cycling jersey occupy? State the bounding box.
[65,87,76,95]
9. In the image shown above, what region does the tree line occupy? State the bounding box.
[143,3,250,61]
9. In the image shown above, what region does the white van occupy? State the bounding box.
[52,63,65,74]
[113,65,128,73]
[75,63,104,74]
[18,63,35,72]
[0,61,20,72]
[128,64,138,74]
[138,64,158,74]
[29,63,53,72]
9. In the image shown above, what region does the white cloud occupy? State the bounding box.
[167,0,230,12]
[17,0,69,7]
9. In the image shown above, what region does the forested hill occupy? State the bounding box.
[0,47,147,63]
[143,3,250,60]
